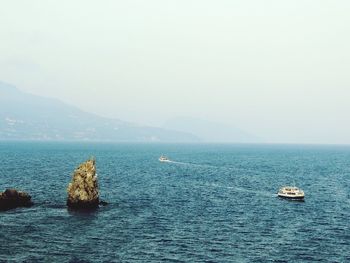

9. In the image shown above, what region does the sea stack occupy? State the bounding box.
[0,189,34,211]
[67,158,99,209]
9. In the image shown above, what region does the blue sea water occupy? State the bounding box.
[0,142,349,262]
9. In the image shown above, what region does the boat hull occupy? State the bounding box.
[159,158,171,162]
[278,194,304,200]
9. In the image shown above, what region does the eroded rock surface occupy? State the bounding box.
[67,158,99,209]
[0,189,34,211]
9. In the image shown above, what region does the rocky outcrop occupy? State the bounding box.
[67,158,100,209]
[0,189,34,211]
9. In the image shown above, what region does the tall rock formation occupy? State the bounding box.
[67,158,99,209]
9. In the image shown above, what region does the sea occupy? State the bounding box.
[0,142,349,262]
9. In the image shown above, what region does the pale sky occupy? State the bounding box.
[1,0,350,144]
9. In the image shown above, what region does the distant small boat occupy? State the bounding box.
[159,155,171,162]
[278,186,305,200]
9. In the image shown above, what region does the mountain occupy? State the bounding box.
[163,117,261,143]
[0,81,199,142]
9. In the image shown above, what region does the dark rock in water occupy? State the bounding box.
[67,158,100,210]
[0,189,34,211]
[67,199,100,209]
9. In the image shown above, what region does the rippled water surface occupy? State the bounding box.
[0,142,350,262]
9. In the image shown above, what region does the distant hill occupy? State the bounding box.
[163,117,260,143]
[0,81,199,142]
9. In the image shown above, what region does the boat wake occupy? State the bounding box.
[160,158,275,197]
[165,160,187,165]
[205,183,274,197]
[164,160,218,169]
[161,159,260,174]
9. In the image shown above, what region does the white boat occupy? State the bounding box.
[159,155,171,162]
[278,186,305,200]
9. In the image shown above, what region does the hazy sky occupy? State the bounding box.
[1,1,350,144]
